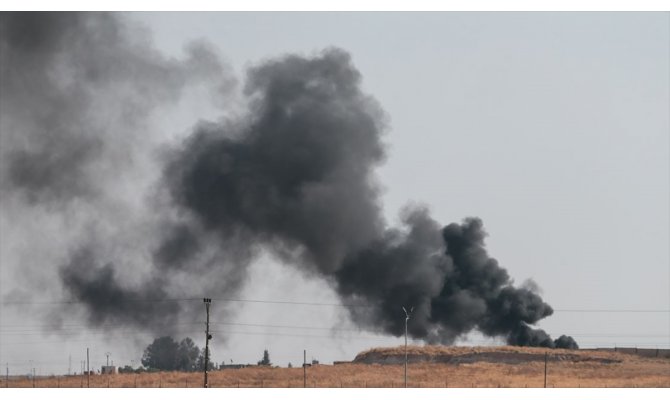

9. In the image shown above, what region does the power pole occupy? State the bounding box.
[543,351,548,388]
[28,360,33,388]
[403,306,413,388]
[6,362,8,388]
[106,352,111,367]
[303,350,306,388]
[68,355,71,376]
[203,298,212,388]
[87,347,90,388]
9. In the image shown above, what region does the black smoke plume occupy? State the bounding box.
[162,48,386,275]
[161,49,577,349]
[0,12,577,349]
[1,12,234,205]
[0,11,237,332]
[58,248,181,328]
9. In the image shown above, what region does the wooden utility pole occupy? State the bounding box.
[403,306,413,388]
[87,348,90,388]
[203,298,212,388]
[543,352,548,388]
[303,350,306,388]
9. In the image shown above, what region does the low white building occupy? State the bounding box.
[101,366,118,374]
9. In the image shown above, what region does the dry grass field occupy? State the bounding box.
[5,346,669,388]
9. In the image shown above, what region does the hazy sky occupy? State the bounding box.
[1,12,668,375]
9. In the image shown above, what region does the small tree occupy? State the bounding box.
[141,336,202,371]
[141,336,179,371]
[119,365,134,374]
[196,348,215,371]
[176,337,200,372]
[257,349,271,366]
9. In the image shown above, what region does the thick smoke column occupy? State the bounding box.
[338,214,576,348]
[162,49,577,349]
[0,12,233,205]
[163,48,386,275]
[1,12,577,348]
[58,248,181,327]
[0,12,237,331]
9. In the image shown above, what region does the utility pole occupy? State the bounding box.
[203,298,212,388]
[6,362,8,388]
[68,355,71,376]
[28,360,33,388]
[403,306,413,388]
[543,351,548,388]
[87,347,90,388]
[303,350,306,388]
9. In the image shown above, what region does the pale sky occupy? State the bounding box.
[1,11,668,376]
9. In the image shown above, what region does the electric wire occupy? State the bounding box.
[3,297,668,312]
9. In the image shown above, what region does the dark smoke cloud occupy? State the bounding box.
[0,12,234,205]
[58,248,182,328]
[337,213,577,348]
[0,11,237,331]
[1,12,576,349]
[162,48,386,274]
[161,49,577,349]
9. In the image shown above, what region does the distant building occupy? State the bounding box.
[101,366,118,374]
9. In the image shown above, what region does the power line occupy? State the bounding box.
[553,309,670,313]
[1,328,667,341]
[0,321,338,333]
[2,335,668,348]
[4,297,669,312]
[0,297,372,307]
[211,297,371,307]
[1,298,201,305]
[2,321,667,344]
[0,330,398,346]
[0,327,384,340]
[0,322,205,333]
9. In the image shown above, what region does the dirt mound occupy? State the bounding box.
[353,345,627,365]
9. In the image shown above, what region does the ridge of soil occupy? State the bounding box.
[353,345,635,365]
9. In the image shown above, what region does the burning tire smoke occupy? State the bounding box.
[0,12,577,349]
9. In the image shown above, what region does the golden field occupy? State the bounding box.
[4,346,669,388]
